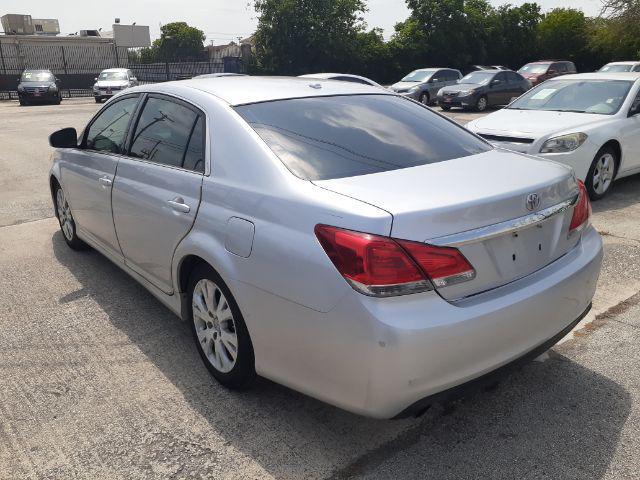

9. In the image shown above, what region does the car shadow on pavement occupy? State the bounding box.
[592,174,640,214]
[52,232,631,480]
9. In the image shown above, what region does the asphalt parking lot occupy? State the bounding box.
[1,97,640,480]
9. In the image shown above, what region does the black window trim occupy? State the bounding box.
[123,92,208,176]
[81,92,143,155]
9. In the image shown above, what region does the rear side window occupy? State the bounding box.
[507,72,522,82]
[235,95,490,181]
[129,96,203,171]
[86,96,139,153]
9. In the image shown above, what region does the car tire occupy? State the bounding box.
[585,145,618,200]
[54,96,61,105]
[54,184,88,250]
[475,95,488,112]
[419,93,430,105]
[19,98,26,106]
[94,97,102,103]
[440,105,451,111]
[188,264,256,389]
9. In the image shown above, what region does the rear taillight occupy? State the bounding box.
[396,240,476,288]
[569,181,591,234]
[315,225,476,297]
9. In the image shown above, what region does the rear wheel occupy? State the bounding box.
[585,145,617,200]
[188,264,256,389]
[419,93,430,105]
[55,185,87,250]
[94,97,102,103]
[440,105,451,111]
[475,95,488,112]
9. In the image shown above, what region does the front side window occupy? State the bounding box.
[129,97,202,170]
[85,96,139,153]
[235,94,490,181]
[508,80,633,115]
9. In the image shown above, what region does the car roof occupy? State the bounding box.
[548,72,640,81]
[144,76,392,106]
[101,68,129,72]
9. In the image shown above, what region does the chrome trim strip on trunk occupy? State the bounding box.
[428,193,579,247]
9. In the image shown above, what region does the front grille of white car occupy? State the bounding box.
[478,134,534,144]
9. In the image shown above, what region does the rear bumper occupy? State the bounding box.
[234,227,602,419]
[393,302,591,418]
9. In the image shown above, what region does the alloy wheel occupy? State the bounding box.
[56,188,74,241]
[192,278,238,373]
[592,153,615,195]
[477,96,487,111]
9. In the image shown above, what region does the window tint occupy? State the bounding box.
[86,96,139,153]
[495,72,507,83]
[235,95,490,181]
[631,90,640,114]
[129,97,199,169]
[507,72,522,82]
[183,116,205,173]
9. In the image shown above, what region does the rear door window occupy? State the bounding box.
[235,95,490,181]
[129,96,203,171]
[85,95,139,153]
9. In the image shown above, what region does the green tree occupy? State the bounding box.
[537,9,589,68]
[154,22,206,62]
[252,0,367,75]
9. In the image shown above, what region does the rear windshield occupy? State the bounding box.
[235,95,490,181]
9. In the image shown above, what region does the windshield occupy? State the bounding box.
[508,79,633,115]
[459,72,494,85]
[21,71,54,82]
[518,64,550,74]
[99,71,128,80]
[235,95,490,181]
[400,70,436,82]
[599,64,633,73]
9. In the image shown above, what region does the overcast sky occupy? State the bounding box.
[1,0,604,44]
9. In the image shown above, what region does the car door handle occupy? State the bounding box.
[98,176,112,187]
[167,197,190,213]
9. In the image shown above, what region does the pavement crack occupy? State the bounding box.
[597,230,640,244]
[0,216,55,229]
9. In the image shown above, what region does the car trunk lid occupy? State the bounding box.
[313,149,580,300]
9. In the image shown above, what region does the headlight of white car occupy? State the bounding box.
[17,85,24,92]
[540,133,588,153]
[93,84,99,91]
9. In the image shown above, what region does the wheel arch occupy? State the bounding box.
[49,174,61,218]
[600,139,622,175]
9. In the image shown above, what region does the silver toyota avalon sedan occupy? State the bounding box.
[48,77,603,418]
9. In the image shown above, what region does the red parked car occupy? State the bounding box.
[518,60,577,86]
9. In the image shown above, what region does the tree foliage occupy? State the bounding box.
[250,0,640,82]
[136,22,206,63]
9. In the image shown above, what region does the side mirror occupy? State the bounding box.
[547,69,556,75]
[491,79,501,86]
[629,103,640,117]
[430,78,439,83]
[49,128,78,148]
[94,77,98,82]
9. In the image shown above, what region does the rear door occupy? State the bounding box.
[111,94,206,294]
[620,87,640,172]
[488,72,509,105]
[60,94,141,256]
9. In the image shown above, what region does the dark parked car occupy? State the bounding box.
[518,60,577,87]
[437,70,531,112]
[17,69,62,106]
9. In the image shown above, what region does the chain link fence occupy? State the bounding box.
[0,40,243,100]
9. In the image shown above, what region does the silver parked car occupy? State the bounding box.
[93,68,139,103]
[49,77,602,418]
[390,68,462,104]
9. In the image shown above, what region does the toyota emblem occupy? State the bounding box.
[526,193,541,211]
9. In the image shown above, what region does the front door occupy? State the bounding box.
[61,95,140,255]
[111,94,206,294]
